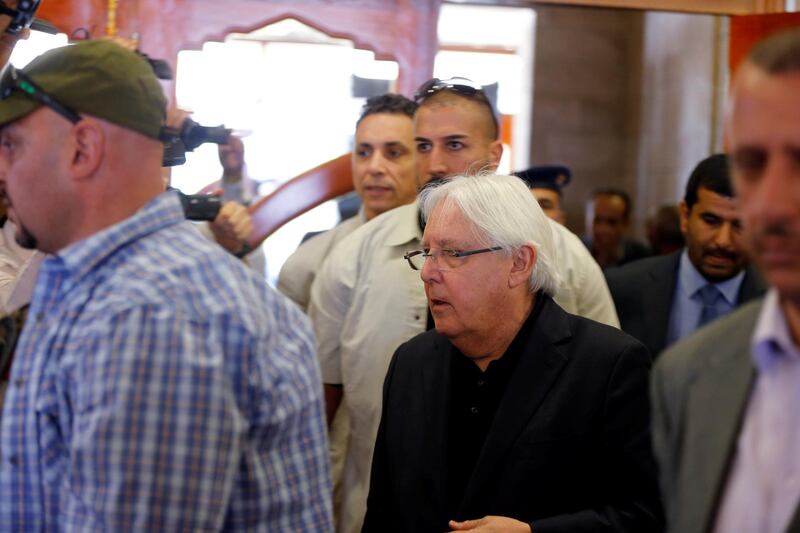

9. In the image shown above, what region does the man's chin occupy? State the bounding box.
[762,267,800,298]
[14,226,38,250]
[699,265,739,283]
[370,200,408,217]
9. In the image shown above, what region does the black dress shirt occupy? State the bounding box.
[445,294,544,514]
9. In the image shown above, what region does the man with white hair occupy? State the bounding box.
[362,173,661,532]
[311,77,619,533]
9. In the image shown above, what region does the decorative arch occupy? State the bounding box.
[35,1,442,244]
[41,0,441,98]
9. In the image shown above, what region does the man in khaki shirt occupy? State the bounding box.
[278,94,418,311]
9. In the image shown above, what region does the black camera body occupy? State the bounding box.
[140,52,174,81]
[174,189,222,221]
[162,118,231,167]
[1,0,38,34]
[0,0,54,35]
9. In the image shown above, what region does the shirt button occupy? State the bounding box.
[35,312,44,322]
[414,315,421,321]
[13,378,24,388]
[470,406,479,415]
[8,454,19,466]
[476,379,485,386]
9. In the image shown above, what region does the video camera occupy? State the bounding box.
[163,117,231,220]
[134,44,232,220]
[163,118,232,220]
[0,0,57,35]
[174,188,223,222]
[162,117,232,167]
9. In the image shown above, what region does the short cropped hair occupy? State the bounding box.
[591,188,632,221]
[748,27,800,74]
[683,153,733,209]
[418,173,560,296]
[356,93,417,127]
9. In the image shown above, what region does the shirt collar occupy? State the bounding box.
[355,205,368,225]
[678,248,746,306]
[384,201,423,247]
[45,190,186,288]
[752,288,800,371]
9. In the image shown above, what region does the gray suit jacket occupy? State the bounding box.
[651,299,800,533]
[606,251,767,358]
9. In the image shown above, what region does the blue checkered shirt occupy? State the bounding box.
[0,191,333,531]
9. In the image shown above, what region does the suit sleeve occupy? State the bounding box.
[531,342,664,533]
[649,348,683,525]
[361,344,404,532]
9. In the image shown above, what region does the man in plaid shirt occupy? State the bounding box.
[0,40,332,531]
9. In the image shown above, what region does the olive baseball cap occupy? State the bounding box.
[0,39,167,139]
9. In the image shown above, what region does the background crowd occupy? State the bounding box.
[0,4,798,532]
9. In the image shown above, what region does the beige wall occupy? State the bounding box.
[531,5,644,234]
[634,12,727,231]
[530,5,727,239]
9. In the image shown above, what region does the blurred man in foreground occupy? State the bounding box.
[652,29,800,533]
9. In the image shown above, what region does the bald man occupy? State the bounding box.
[0,41,331,530]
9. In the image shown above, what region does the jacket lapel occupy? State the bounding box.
[456,296,571,516]
[421,333,452,519]
[738,265,767,303]
[676,331,755,532]
[784,502,800,532]
[643,252,680,355]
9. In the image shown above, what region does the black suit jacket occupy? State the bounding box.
[362,295,663,533]
[604,251,766,358]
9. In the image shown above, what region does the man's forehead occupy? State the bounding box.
[414,98,491,136]
[695,188,740,216]
[356,112,412,139]
[595,194,626,209]
[532,188,559,202]
[727,64,800,132]
[425,202,469,232]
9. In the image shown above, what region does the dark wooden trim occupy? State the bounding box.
[248,154,353,245]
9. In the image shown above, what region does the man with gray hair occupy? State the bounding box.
[363,173,662,532]
[310,78,619,533]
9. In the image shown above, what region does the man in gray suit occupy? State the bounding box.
[652,28,800,533]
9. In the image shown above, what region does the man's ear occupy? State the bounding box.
[69,119,105,180]
[509,244,536,289]
[489,139,503,168]
[679,200,690,236]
